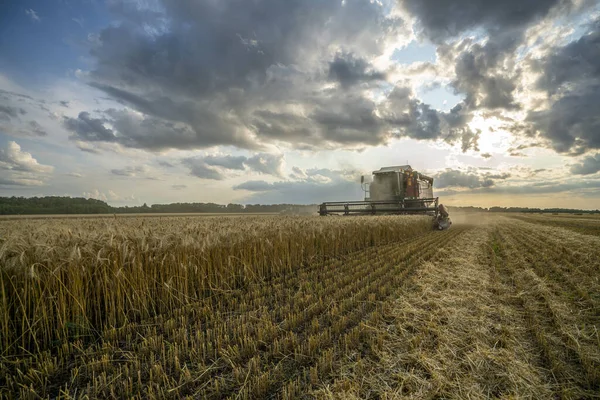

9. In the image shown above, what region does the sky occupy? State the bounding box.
[0,0,599,209]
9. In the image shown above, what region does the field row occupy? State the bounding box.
[1,223,468,399]
[0,215,432,358]
[491,220,599,397]
[508,213,600,236]
[312,217,599,399]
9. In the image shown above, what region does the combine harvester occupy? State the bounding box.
[319,165,452,230]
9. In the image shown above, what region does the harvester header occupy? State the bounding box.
[319,165,444,223]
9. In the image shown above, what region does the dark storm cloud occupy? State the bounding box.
[63,112,117,142]
[328,53,386,88]
[71,0,452,151]
[63,107,253,151]
[527,89,600,154]
[571,154,600,175]
[409,0,587,135]
[527,20,600,154]
[402,0,568,42]
[535,19,600,95]
[451,40,520,110]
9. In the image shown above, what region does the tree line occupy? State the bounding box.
[0,196,316,215]
[0,197,597,215]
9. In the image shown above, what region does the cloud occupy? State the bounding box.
[27,121,47,136]
[172,184,187,190]
[182,158,223,180]
[234,180,274,192]
[0,120,47,138]
[25,9,40,22]
[403,2,595,158]
[63,112,117,143]
[66,0,453,152]
[434,168,511,189]
[56,0,519,153]
[0,141,53,173]
[83,189,137,203]
[63,104,256,151]
[571,154,600,175]
[233,168,363,204]
[449,38,520,110]
[328,53,386,88]
[527,89,600,154]
[110,165,147,177]
[157,160,175,168]
[534,19,600,95]
[74,141,102,154]
[0,105,26,121]
[245,153,284,177]
[72,17,84,28]
[182,152,285,180]
[527,20,600,154]
[83,189,107,201]
[0,141,53,186]
[402,0,570,42]
[438,179,600,197]
[202,155,247,170]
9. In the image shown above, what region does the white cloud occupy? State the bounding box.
[83,189,137,203]
[83,189,107,201]
[25,9,40,22]
[0,141,53,174]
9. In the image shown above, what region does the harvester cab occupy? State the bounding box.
[319,165,451,230]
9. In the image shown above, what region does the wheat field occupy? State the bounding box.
[1,214,598,399]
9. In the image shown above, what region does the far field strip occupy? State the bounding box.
[508,213,600,237]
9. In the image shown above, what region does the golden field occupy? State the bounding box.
[0,214,598,399]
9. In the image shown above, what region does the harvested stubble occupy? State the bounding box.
[1,216,461,398]
[316,217,600,399]
[2,214,599,399]
[0,215,430,361]
[508,213,600,237]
